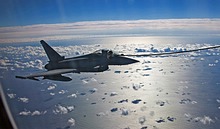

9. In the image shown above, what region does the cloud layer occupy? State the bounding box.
[1,19,220,43]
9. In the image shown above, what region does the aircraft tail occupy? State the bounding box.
[40,40,64,62]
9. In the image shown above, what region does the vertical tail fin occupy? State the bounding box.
[40,40,64,62]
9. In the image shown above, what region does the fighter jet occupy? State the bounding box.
[15,40,139,81]
[16,40,220,81]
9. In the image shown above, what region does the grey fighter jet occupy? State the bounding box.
[15,40,139,81]
[16,40,220,81]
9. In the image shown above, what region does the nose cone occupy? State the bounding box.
[108,56,139,65]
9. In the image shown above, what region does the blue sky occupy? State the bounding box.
[1,0,220,43]
[1,0,220,27]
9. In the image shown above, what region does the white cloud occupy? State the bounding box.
[19,110,31,116]
[0,66,8,70]
[18,97,29,103]
[194,116,215,124]
[50,93,55,96]
[1,19,220,43]
[7,93,16,99]
[184,113,215,124]
[67,118,75,126]
[53,104,74,115]
[0,59,9,66]
[53,104,68,114]
[66,106,74,112]
[19,109,47,116]
[35,59,43,69]
[31,110,47,116]
[47,84,57,90]
[67,94,77,98]
[58,90,68,94]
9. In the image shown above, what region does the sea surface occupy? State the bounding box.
[1,36,220,129]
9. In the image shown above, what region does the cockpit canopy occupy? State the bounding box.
[93,49,118,58]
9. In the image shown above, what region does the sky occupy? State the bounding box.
[1,0,220,26]
[1,0,220,43]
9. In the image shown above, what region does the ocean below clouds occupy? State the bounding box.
[1,36,220,129]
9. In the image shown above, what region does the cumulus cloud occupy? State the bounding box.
[184,113,215,124]
[194,116,215,124]
[0,59,10,66]
[7,93,16,99]
[19,110,31,116]
[18,97,29,103]
[1,19,220,43]
[19,109,47,116]
[58,90,68,94]
[53,104,74,115]
[35,59,43,69]
[67,94,77,98]
[0,45,48,72]
[31,110,47,116]
[50,93,55,96]
[67,118,75,126]
[47,84,57,90]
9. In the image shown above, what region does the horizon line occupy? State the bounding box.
[1,18,220,28]
[1,18,220,44]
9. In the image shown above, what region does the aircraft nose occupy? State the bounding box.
[108,56,139,65]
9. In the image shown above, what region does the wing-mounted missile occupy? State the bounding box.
[15,69,78,81]
[15,76,40,81]
[43,75,72,81]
